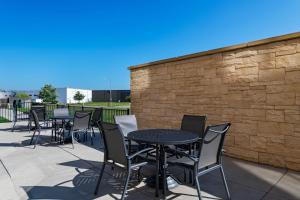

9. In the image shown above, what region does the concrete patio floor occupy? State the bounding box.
[0,122,299,200]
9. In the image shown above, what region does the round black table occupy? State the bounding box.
[127,129,199,199]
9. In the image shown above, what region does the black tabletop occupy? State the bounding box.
[127,129,200,145]
[50,116,74,120]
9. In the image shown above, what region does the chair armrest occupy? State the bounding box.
[128,147,154,160]
[167,148,198,162]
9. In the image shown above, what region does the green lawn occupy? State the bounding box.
[0,116,10,123]
[71,102,130,107]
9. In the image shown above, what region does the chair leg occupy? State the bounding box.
[11,120,17,132]
[94,163,106,195]
[71,130,75,149]
[30,130,36,145]
[220,166,231,200]
[90,130,94,145]
[121,169,131,200]
[195,175,202,200]
[34,130,41,149]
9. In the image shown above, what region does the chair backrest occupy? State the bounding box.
[181,115,207,137]
[98,122,128,166]
[73,111,92,130]
[53,108,69,117]
[91,108,102,126]
[114,115,138,137]
[31,106,46,121]
[31,109,41,131]
[197,123,231,170]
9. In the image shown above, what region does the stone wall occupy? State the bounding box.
[129,32,300,171]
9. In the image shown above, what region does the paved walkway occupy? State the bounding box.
[0,122,299,200]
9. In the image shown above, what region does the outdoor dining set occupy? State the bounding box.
[26,106,231,200]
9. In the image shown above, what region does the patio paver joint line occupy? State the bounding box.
[260,169,288,200]
[0,158,12,178]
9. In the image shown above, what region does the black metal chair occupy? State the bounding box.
[171,123,231,200]
[90,108,103,136]
[177,115,207,153]
[51,108,70,142]
[69,111,92,148]
[29,106,49,131]
[29,109,42,149]
[94,122,152,200]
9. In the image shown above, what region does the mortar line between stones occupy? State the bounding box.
[260,169,288,200]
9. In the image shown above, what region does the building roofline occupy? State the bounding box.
[128,31,300,70]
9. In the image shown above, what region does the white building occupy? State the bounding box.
[56,87,92,104]
[0,90,15,99]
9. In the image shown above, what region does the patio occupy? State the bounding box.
[0,122,299,200]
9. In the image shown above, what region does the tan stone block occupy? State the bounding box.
[222,52,235,60]
[258,121,281,136]
[276,53,300,68]
[285,112,300,123]
[235,135,250,147]
[280,123,294,135]
[250,136,267,150]
[239,108,266,120]
[231,122,258,136]
[225,146,258,162]
[244,90,266,104]
[258,68,285,82]
[286,70,300,83]
[275,44,297,56]
[276,49,297,56]
[216,65,235,76]
[250,80,284,86]
[236,66,258,76]
[235,50,258,58]
[224,135,234,146]
[285,136,300,150]
[267,93,295,105]
[286,161,300,171]
[274,105,299,110]
[258,61,275,69]
[259,152,285,168]
[266,110,285,122]
[269,135,285,144]
[266,84,300,94]
[297,96,300,105]
[266,142,286,156]
[297,44,300,52]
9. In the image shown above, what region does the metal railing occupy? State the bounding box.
[0,102,130,124]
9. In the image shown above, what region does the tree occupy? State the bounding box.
[73,91,85,103]
[15,93,30,99]
[125,95,131,102]
[39,84,57,103]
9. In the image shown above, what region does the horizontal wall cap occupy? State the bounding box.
[128,31,300,70]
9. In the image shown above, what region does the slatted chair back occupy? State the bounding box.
[197,123,231,170]
[181,115,207,138]
[99,122,128,166]
[31,109,41,132]
[114,115,138,137]
[91,108,102,126]
[73,111,92,130]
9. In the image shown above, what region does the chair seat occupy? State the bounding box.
[168,155,196,168]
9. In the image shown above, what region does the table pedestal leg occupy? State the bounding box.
[155,144,160,197]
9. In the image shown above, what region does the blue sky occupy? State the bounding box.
[0,0,299,90]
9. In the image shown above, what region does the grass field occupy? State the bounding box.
[0,116,10,123]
